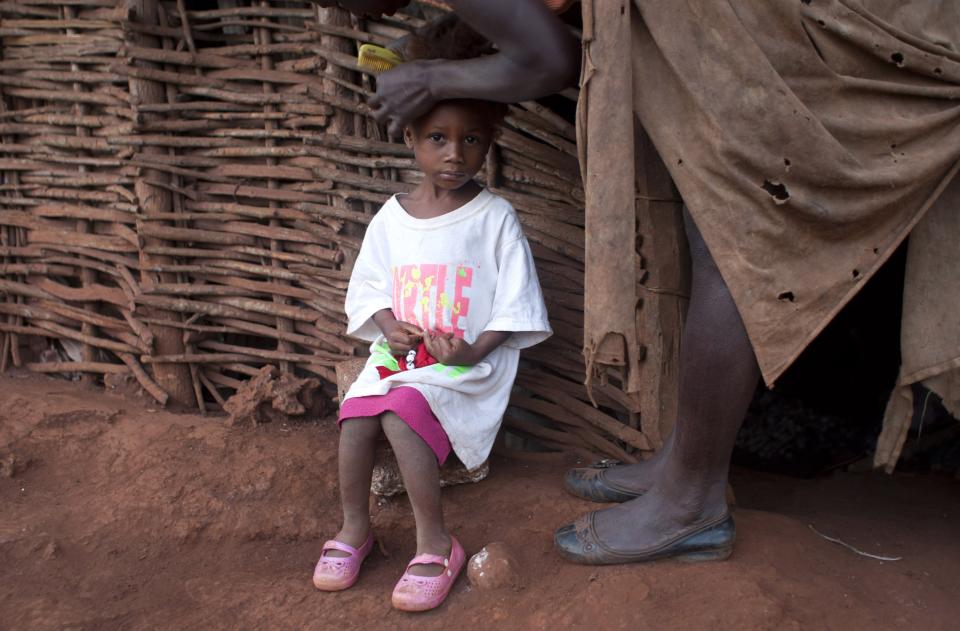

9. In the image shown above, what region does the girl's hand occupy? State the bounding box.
[372,309,422,353]
[384,320,423,354]
[423,330,477,366]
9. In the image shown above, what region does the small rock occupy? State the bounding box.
[41,540,59,560]
[467,541,523,591]
[104,371,147,399]
[1,453,27,479]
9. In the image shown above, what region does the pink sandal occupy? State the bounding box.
[391,535,466,612]
[312,533,374,591]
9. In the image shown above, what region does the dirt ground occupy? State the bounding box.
[1,373,958,630]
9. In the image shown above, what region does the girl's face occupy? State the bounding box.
[405,101,496,192]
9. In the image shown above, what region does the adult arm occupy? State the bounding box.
[371,0,579,136]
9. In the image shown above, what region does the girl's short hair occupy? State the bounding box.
[409,99,508,134]
[486,101,509,126]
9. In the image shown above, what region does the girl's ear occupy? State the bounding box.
[403,126,415,148]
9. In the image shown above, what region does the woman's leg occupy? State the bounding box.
[559,210,760,553]
[328,416,380,554]
[381,412,450,577]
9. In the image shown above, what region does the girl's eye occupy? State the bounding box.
[428,133,443,142]
[465,136,481,145]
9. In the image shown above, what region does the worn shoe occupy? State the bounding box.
[554,512,734,565]
[391,535,466,612]
[312,533,374,591]
[563,463,646,503]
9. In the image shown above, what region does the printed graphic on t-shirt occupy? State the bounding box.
[370,340,471,377]
[392,263,475,336]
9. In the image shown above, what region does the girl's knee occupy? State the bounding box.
[380,412,413,438]
[340,416,381,441]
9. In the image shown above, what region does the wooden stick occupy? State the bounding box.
[219,362,264,377]
[201,367,244,391]
[517,378,652,451]
[299,362,338,384]
[0,333,9,374]
[26,361,128,374]
[209,316,336,351]
[143,352,268,365]
[197,339,343,363]
[188,359,206,413]
[500,418,598,462]
[117,352,169,406]
[198,369,227,408]
[30,320,139,355]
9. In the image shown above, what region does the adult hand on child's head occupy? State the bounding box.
[369,61,436,139]
[384,320,423,354]
[423,331,476,366]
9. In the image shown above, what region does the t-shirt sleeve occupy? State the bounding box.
[484,234,552,349]
[344,215,393,341]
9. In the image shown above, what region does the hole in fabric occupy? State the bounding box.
[784,158,792,170]
[891,52,905,66]
[677,158,683,166]
[620,4,625,15]
[852,269,861,279]
[891,143,897,149]
[761,179,790,203]
[738,243,908,477]
[801,0,812,4]
[778,291,795,302]
[817,19,825,27]
[873,247,879,255]
[934,67,943,75]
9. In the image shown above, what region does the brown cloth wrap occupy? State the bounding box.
[579,0,960,469]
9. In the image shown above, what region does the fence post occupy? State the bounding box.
[126,0,195,407]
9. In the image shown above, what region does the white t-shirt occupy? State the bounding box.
[343,189,552,469]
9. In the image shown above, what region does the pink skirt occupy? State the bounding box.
[338,386,452,465]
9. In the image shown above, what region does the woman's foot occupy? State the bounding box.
[555,481,732,564]
[564,441,672,502]
[564,460,653,502]
[598,458,660,491]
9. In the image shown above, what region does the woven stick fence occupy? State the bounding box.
[0,0,653,461]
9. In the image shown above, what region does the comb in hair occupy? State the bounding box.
[357,44,404,73]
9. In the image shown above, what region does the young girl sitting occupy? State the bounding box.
[312,99,551,611]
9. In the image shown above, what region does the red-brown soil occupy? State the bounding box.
[1,373,958,630]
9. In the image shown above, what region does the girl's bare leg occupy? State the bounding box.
[381,412,450,577]
[328,416,380,556]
